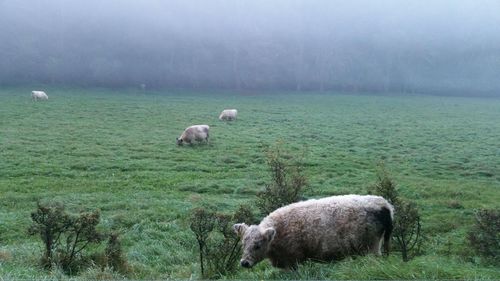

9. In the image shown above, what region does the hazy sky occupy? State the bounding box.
[1,0,499,95]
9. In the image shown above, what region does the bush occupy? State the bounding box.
[392,199,422,262]
[104,232,129,273]
[189,204,256,279]
[189,207,216,277]
[367,164,399,205]
[467,209,500,265]
[232,204,259,225]
[28,201,103,274]
[256,144,307,216]
[205,213,241,277]
[368,164,422,261]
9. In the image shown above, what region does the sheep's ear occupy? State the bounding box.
[233,223,248,237]
[263,227,276,242]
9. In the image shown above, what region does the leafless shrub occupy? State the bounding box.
[256,144,307,216]
[189,204,255,279]
[393,199,422,262]
[468,209,500,265]
[28,201,102,274]
[368,164,422,261]
[189,207,216,277]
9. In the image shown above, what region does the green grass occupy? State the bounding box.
[1,86,499,279]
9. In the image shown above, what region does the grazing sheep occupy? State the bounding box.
[176,125,210,145]
[234,194,394,269]
[219,109,237,121]
[31,91,48,101]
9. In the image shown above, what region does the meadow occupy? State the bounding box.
[0,87,499,279]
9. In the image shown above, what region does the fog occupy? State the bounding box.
[1,0,499,96]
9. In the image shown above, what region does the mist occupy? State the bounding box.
[1,0,499,96]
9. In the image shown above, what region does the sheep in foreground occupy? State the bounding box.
[234,194,394,269]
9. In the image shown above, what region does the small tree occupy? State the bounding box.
[256,145,307,215]
[28,202,103,273]
[468,209,500,265]
[189,207,216,277]
[205,213,241,277]
[368,165,399,205]
[189,204,256,279]
[28,202,72,268]
[368,164,422,261]
[393,199,422,262]
[61,210,102,271]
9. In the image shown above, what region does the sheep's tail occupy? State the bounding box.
[380,206,394,255]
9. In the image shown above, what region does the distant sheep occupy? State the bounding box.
[176,125,210,145]
[234,194,394,269]
[219,109,237,121]
[31,91,48,101]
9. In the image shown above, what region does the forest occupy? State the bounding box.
[1,0,499,96]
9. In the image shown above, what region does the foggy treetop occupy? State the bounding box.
[1,0,499,95]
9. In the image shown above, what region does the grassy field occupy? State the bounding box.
[1,87,499,279]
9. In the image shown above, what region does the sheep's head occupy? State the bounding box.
[233,223,276,268]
